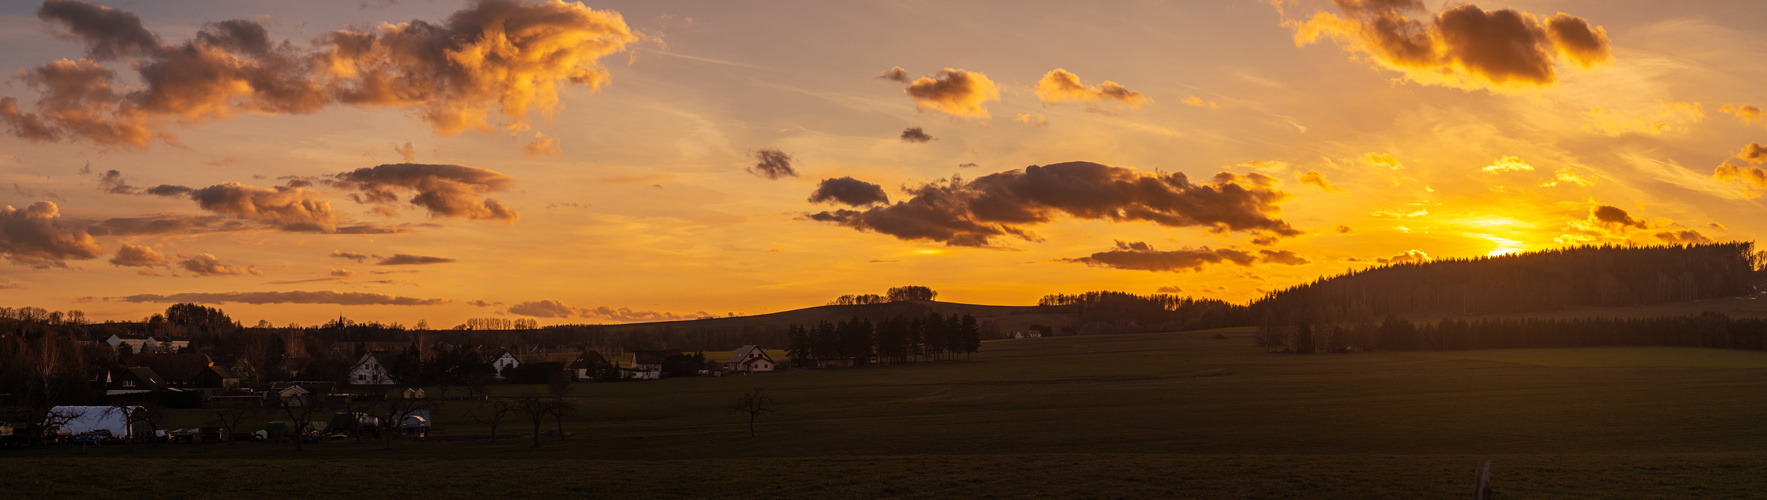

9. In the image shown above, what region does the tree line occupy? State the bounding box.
[1036,291,1251,334]
[784,313,981,366]
[1261,313,1767,353]
[1252,242,1765,323]
[828,285,940,306]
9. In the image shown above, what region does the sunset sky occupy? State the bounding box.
[2,0,1765,327]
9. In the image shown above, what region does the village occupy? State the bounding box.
[1,304,990,449]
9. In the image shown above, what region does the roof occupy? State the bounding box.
[355,351,398,370]
[128,353,215,381]
[726,345,773,364]
[566,351,613,371]
[116,366,168,391]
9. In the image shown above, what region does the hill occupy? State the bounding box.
[542,300,1077,351]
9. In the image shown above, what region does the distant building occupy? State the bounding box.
[347,352,399,386]
[491,349,521,379]
[126,353,238,397]
[1011,330,1043,339]
[107,366,168,396]
[723,345,777,374]
[624,349,680,380]
[566,350,615,381]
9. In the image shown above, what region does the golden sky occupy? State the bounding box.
[1,0,1764,327]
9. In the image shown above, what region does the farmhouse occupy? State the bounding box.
[106,366,168,396]
[127,353,238,396]
[624,349,681,380]
[724,345,777,374]
[566,350,615,381]
[347,352,399,386]
[491,349,520,379]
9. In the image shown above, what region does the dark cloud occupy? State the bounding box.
[1335,225,1353,233]
[1592,205,1648,229]
[87,215,247,236]
[900,127,934,143]
[329,269,354,279]
[958,162,979,168]
[1293,1,1612,92]
[36,0,161,61]
[376,253,454,265]
[876,66,911,83]
[330,163,518,222]
[97,169,135,194]
[507,299,705,322]
[903,68,999,118]
[1156,285,1183,293]
[1655,230,1713,245]
[0,201,104,267]
[808,177,889,206]
[748,149,798,180]
[1059,240,1309,272]
[467,299,502,307]
[1738,143,1767,164]
[108,243,166,267]
[177,253,262,276]
[331,250,370,262]
[1034,69,1150,108]
[107,290,449,305]
[807,161,1300,247]
[191,183,337,229]
[3,0,637,148]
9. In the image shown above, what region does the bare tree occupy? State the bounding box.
[210,407,256,444]
[516,393,551,448]
[470,399,516,442]
[277,391,330,451]
[729,388,775,438]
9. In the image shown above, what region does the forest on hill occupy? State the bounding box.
[1251,242,1764,323]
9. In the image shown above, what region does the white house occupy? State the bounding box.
[1011,330,1043,339]
[347,352,399,386]
[490,349,520,379]
[724,345,777,374]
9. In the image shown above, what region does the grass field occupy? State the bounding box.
[11,329,1767,498]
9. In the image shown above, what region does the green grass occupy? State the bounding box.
[13,331,1767,498]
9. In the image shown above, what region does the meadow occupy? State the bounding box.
[10,329,1767,498]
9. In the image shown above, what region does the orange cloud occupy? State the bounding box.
[1376,249,1431,265]
[1290,1,1612,93]
[1298,170,1344,192]
[109,243,167,267]
[1482,155,1534,173]
[1541,167,1596,187]
[1180,95,1219,109]
[1719,104,1763,124]
[522,133,561,159]
[1,0,637,148]
[178,253,262,277]
[1034,69,1150,108]
[1715,162,1767,190]
[904,68,1000,118]
[1015,113,1048,126]
[1364,153,1403,170]
[1583,101,1704,136]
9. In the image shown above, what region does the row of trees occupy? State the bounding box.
[828,285,941,306]
[1037,291,1252,333]
[1260,313,1767,353]
[784,313,981,366]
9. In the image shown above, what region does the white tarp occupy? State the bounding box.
[49,406,139,438]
